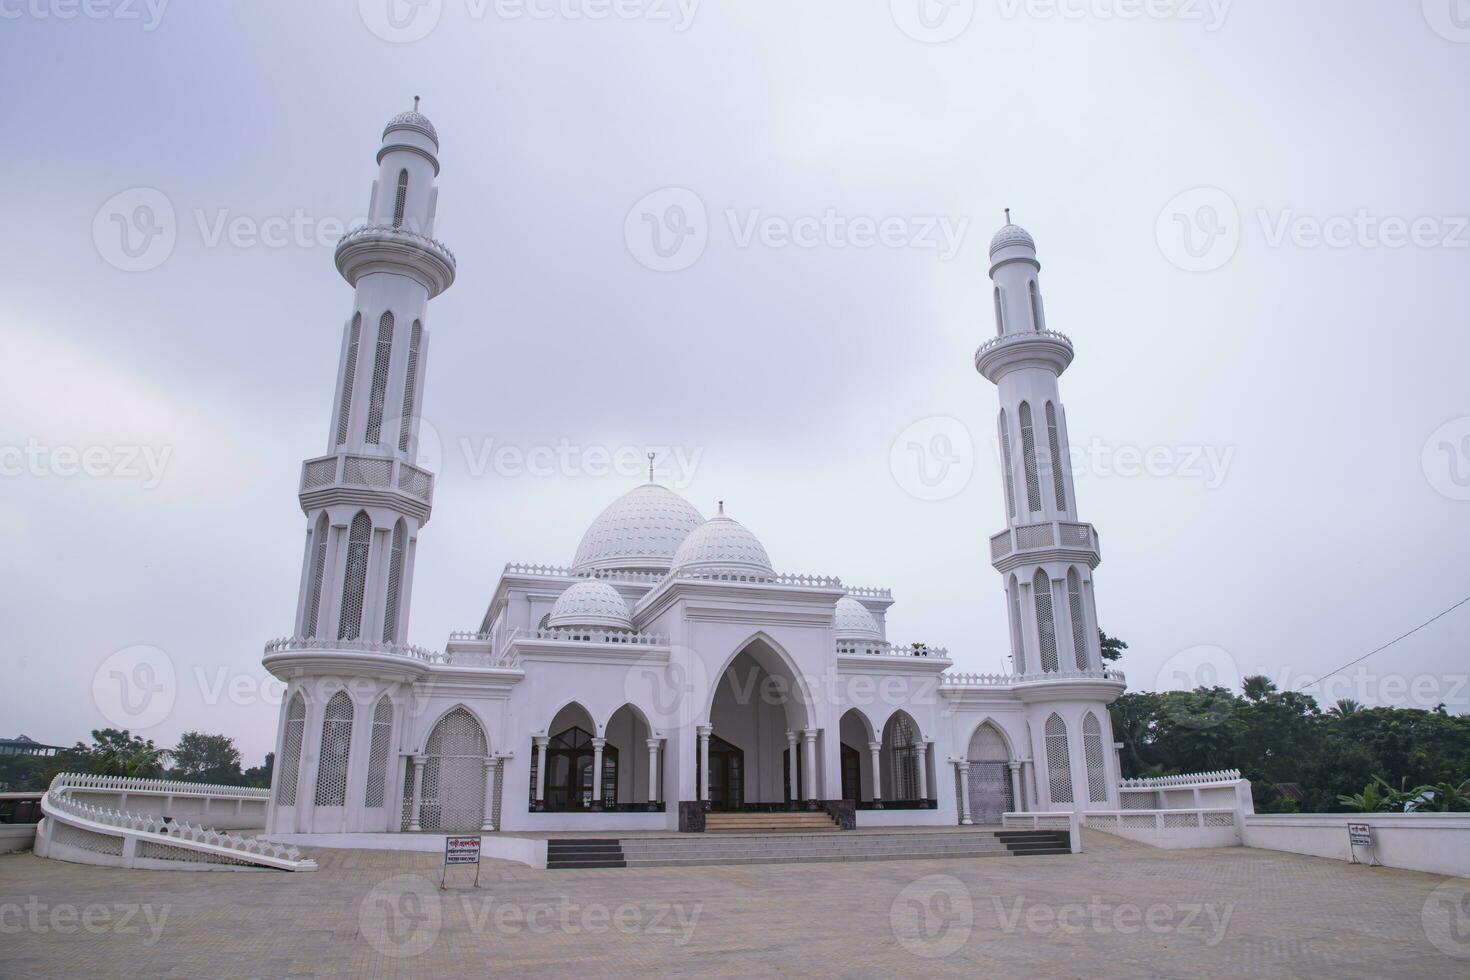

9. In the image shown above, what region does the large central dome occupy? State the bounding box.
[571,484,706,574]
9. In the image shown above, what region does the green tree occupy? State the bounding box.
[1099,631,1128,664]
[243,752,274,789]
[67,729,171,778]
[169,732,244,785]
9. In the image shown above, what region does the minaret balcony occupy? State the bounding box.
[334,224,457,297]
[298,452,434,523]
[974,328,1074,381]
[989,520,1100,572]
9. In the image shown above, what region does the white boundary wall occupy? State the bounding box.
[1242,813,1470,877]
[264,832,548,869]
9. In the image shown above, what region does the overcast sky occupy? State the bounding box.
[4,1,1468,763]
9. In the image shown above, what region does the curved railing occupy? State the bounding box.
[941,667,1126,688]
[975,328,1074,358]
[1119,769,1242,788]
[337,223,456,264]
[38,773,315,872]
[840,642,949,659]
[845,586,893,600]
[264,635,442,662]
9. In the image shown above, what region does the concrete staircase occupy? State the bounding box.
[617,831,1012,868]
[546,839,626,870]
[704,811,840,834]
[995,830,1072,856]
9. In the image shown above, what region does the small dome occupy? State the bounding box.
[572,484,706,574]
[671,504,774,578]
[384,108,439,148]
[833,597,881,641]
[547,579,632,631]
[989,223,1035,256]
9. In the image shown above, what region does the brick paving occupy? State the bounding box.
[0,831,1462,978]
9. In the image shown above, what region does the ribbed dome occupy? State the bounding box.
[671,504,773,578]
[384,109,439,147]
[572,484,706,574]
[547,579,632,631]
[833,597,881,641]
[989,223,1035,256]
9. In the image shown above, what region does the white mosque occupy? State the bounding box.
[259,105,1128,839]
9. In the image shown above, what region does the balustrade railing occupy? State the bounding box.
[942,667,1126,688]
[840,642,948,659]
[338,224,457,264]
[1119,769,1242,788]
[976,328,1074,358]
[298,454,434,504]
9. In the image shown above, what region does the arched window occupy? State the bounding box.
[397,321,423,453]
[420,708,489,831]
[365,312,394,444]
[993,287,1005,335]
[1009,574,1026,673]
[1018,402,1043,513]
[335,314,361,446]
[1083,712,1108,803]
[1046,402,1067,511]
[1033,569,1058,673]
[998,410,1017,520]
[1067,568,1089,670]
[1045,713,1073,804]
[275,692,306,806]
[304,514,328,638]
[1029,279,1045,331]
[392,169,409,229]
[314,691,354,807]
[382,521,406,643]
[364,695,393,809]
[338,512,372,640]
[885,714,920,801]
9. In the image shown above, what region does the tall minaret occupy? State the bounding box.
[977,217,1103,677]
[291,100,456,646]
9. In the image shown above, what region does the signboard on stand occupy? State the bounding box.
[442,835,482,888]
[1346,823,1379,866]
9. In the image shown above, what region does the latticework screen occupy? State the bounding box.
[998,409,1016,520]
[1068,569,1089,670]
[1019,401,1043,513]
[276,693,305,806]
[364,695,393,808]
[1046,402,1067,511]
[304,515,328,638]
[420,708,487,832]
[335,314,360,446]
[397,321,422,453]
[1083,712,1108,803]
[365,312,394,444]
[1009,576,1026,673]
[1033,570,1059,673]
[1045,713,1073,804]
[393,169,408,228]
[337,512,372,641]
[382,522,405,644]
[314,691,354,807]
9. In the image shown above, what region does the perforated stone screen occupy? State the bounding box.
[313,691,354,807]
[276,694,305,806]
[1045,713,1073,804]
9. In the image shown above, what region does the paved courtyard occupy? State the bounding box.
[0,831,1463,978]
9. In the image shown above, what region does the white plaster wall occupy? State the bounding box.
[1242,814,1470,877]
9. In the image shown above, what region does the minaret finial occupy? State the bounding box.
[413,95,420,112]
[1005,207,1012,225]
[647,452,655,483]
[717,500,725,516]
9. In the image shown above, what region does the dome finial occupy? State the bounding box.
[413,95,420,112]
[717,500,725,516]
[647,452,655,484]
[1005,207,1011,225]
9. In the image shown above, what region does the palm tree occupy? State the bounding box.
[1328,699,1363,718]
[1407,779,1470,813]
[1337,776,1401,812]
[1242,675,1278,702]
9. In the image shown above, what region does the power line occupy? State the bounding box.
[1296,593,1470,693]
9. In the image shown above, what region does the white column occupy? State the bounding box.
[697,726,711,803]
[533,736,549,809]
[481,757,498,831]
[591,737,606,810]
[646,738,660,805]
[957,761,973,825]
[802,729,818,803]
[1008,762,1025,813]
[867,740,883,808]
[407,755,426,831]
[916,741,930,801]
[785,731,799,807]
